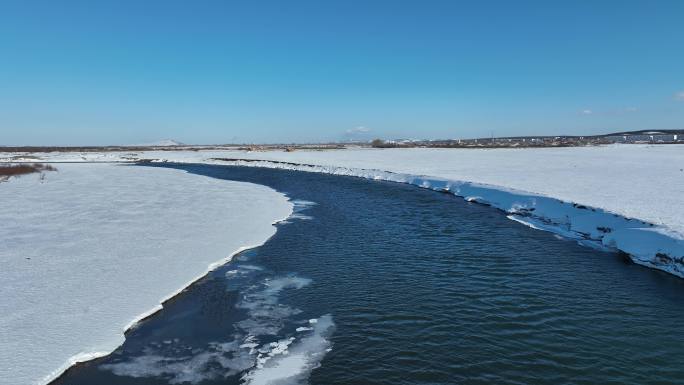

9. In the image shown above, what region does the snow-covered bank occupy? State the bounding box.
[0,164,293,385]
[2,145,683,278]
[209,157,684,278]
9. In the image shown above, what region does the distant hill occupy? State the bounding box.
[602,129,684,137]
[132,139,185,147]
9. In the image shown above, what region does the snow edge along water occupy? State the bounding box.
[202,158,684,279]
[41,187,295,385]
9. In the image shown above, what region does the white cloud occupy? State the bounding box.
[675,91,684,101]
[580,107,637,116]
[345,126,371,134]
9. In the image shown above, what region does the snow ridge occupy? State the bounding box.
[210,158,684,279]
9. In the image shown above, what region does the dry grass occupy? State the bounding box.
[0,163,57,181]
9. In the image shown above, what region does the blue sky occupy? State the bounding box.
[1,0,683,145]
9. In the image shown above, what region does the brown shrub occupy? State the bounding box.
[0,163,57,179]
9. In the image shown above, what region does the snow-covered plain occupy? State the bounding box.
[0,164,292,385]
[4,144,682,277]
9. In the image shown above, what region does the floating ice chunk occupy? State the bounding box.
[100,337,256,384]
[243,315,335,385]
[237,275,313,337]
[286,199,317,221]
[226,264,264,278]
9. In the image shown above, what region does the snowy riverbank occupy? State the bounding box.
[4,145,682,278]
[212,146,684,278]
[215,156,684,278]
[0,164,293,385]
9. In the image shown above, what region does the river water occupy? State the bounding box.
[54,164,684,385]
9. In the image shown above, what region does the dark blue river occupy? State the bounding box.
[54,164,684,385]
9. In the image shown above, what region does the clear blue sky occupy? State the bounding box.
[1,0,683,145]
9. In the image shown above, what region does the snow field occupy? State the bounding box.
[0,164,292,385]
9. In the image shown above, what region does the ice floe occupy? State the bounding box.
[98,272,330,385]
[280,199,317,223]
[243,315,335,385]
[237,276,313,336]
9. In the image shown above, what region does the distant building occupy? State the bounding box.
[605,132,681,144]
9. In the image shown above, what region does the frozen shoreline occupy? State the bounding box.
[0,164,293,385]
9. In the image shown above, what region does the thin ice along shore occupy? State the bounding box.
[0,164,292,385]
[3,144,682,277]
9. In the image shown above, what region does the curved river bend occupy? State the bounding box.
[54,164,684,385]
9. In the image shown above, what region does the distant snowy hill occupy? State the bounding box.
[132,139,185,147]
